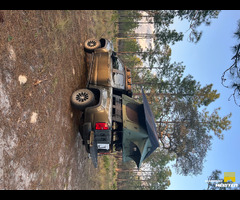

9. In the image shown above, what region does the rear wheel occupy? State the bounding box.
[84,38,101,52]
[71,89,95,110]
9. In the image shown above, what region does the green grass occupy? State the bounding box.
[97,155,118,190]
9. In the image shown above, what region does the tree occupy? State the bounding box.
[117,10,220,71]
[158,101,213,176]
[138,10,220,68]
[158,99,231,176]
[141,149,175,190]
[175,10,220,43]
[192,83,220,108]
[148,10,220,43]
[221,19,240,106]
[154,73,231,175]
[200,107,232,140]
[206,169,224,190]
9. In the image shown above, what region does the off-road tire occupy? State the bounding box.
[71,89,95,110]
[84,38,101,53]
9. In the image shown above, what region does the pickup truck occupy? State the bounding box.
[71,38,159,168]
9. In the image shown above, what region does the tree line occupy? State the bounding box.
[114,10,234,190]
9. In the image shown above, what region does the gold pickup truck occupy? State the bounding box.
[71,38,159,168]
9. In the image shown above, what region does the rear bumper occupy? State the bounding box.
[94,129,111,152]
[82,122,111,152]
[83,125,111,168]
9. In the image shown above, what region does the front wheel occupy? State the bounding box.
[84,38,101,53]
[71,89,95,110]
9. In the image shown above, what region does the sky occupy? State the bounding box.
[166,10,240,190]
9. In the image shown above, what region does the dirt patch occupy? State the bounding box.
[0,10,105,190]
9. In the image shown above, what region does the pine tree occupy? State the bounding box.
[221,19,240,106]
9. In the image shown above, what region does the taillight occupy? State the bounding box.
[95,122,109,130]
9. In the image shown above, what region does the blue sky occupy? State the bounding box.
[167,10,240,190]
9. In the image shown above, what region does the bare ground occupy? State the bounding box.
[0,10,111,190]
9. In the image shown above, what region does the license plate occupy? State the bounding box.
[97,144,109,150]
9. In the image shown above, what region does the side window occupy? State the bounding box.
[112,53,124,71]
[112,55,118,69]
[112,53,125,89]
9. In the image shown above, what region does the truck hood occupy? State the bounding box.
[122,88,159,168]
